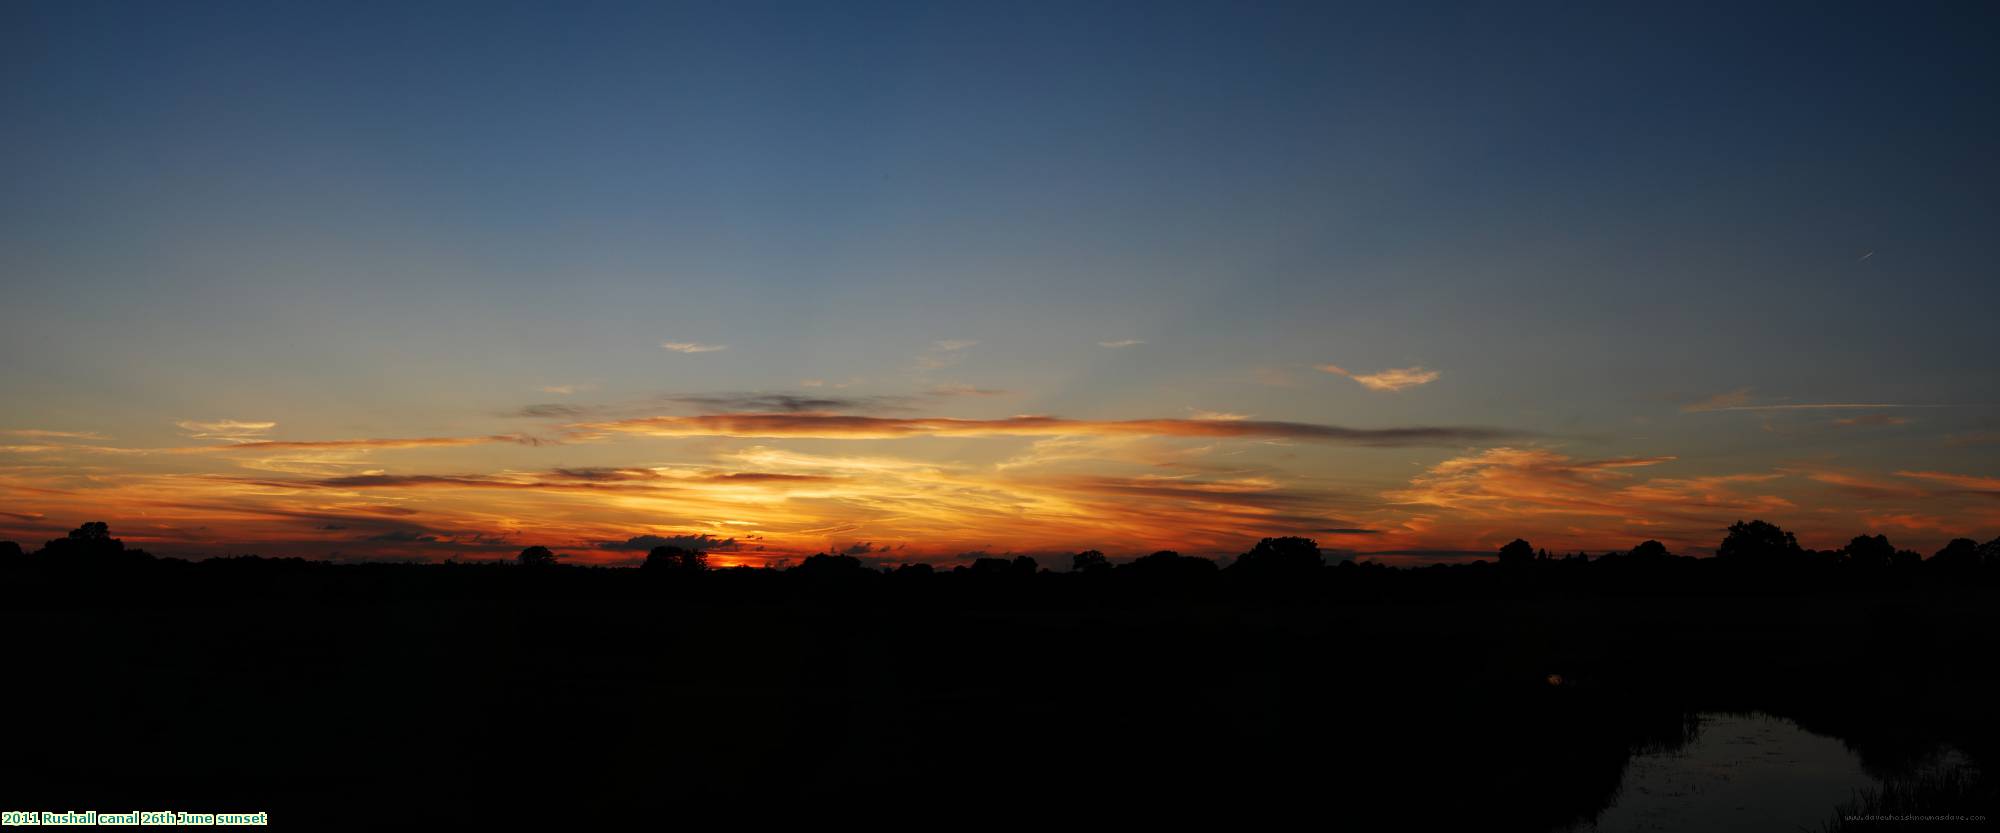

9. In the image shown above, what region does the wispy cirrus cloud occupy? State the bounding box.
[916,339,977,370]
[1832,414,1910,427]
[1706,403,1924,412]
[570,412,1514,446]
[3,429,107,440]
[1895,470,2000,494]
[1318,364,1441,392]
[1680,387,1754,413]
[1098,339,1144,348]
[1682,387,1931,414]
[511,403,599,419]
[1380,447,1798,552]
[665,392,924,413]
[201,434,545,452]
[512,389,960,421]
[219,466,836,494]
[176,419,277,440]
[926,384,1008,397]
[660,341,727,353]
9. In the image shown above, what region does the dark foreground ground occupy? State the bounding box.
[5,561,1997,830]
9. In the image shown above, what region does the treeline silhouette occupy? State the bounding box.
[7,519,1999,604]
[5,520,1996,829]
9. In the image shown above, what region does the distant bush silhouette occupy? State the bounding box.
[1930,538,1982,572]
[1121,550,1216,580]
[8,517,1998,597]
[643,545,707,573]
[1627,540,1671,560]
[1716,519,1802,565]
[34,521,153,568]
[1844,534,1896,569]
[792,552,865,576]
[967,557,1013,575]
[965,556,1038,577]
[1070,549,1110,574]
[1228,536,1322,578]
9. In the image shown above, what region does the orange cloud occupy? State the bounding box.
[176,419,277,439]
[3,429,108,440]
[660,341,727,353]
[570,412,1509,446]
[1895,470,2000,493]
[1680,387,1754,413]
[1832,414,1910,427]
[1318,365,1441,392]
[206,435,545,452]
[1378,447,1809,552]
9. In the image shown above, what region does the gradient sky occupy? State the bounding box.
[4,1,1998,565]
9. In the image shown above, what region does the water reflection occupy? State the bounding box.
[1571,712,1876,832]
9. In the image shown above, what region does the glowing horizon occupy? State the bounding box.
[4,392,1996,565]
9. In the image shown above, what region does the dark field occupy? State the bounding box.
[6,553,1997,829]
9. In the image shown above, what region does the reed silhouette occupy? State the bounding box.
[2,521,1996,828]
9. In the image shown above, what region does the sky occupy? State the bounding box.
[3,1,1998,566]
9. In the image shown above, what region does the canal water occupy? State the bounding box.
[1569,712,1878,832]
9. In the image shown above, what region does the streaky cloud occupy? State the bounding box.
[1683,387,1942,413]
[1318,364,1441,392]
[202,434,547,452]
[595,533,738,552]
[176,419,277,439]
[664,392,915,413]
[1895,470,2000,493]
[3,429,108,440]
[926,385,1008,397]
[571,412,1515,446]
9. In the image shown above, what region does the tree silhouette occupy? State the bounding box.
[1229,536,1322,577]
[1628,540,1671,560]
[37,521,148,566]
[44,521,123,555]
[1070,550,1111,574]
[1929,538,1982,572]
[1122,550,1216,580]
[1716,520,1800,564]
[792,553,865,576]
[1843,534,1896,569]
[968,557,1016,576]
[644,545,707,573]
[518,545,558,568]
[1498,538,1536,567]
[0,541,21,563]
